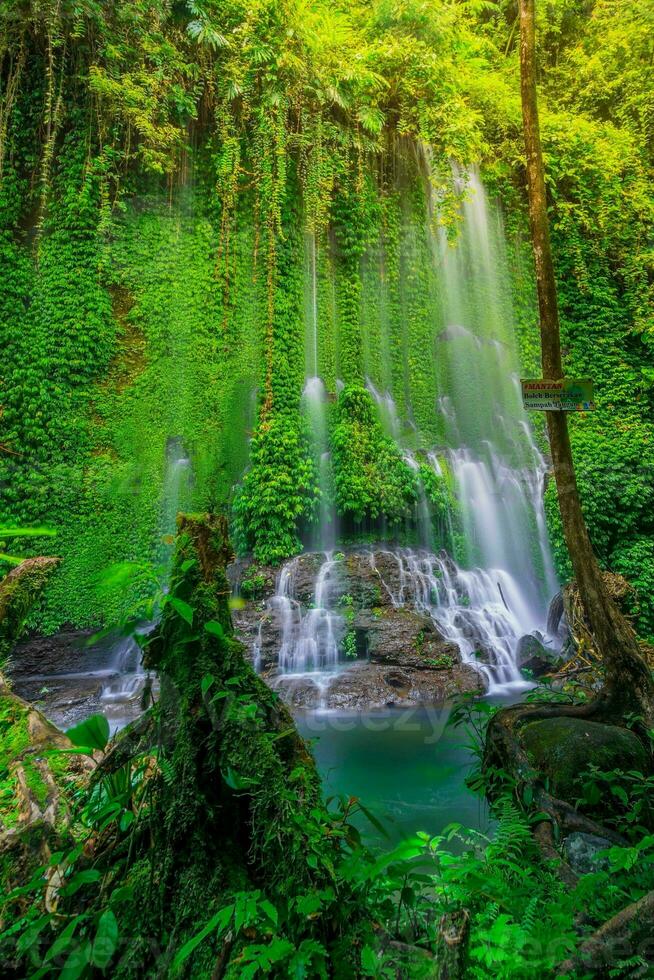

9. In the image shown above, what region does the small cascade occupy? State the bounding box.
[304,231,319,379]
[403,452,432,551]
[256,554,343,678]
[100,439,192,723]
[366,378,402,442]
[99,634,151,731]
[302,377,336,549]
[369,548,534,693]
[161,437,192,554]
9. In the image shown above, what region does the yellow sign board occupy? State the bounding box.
[521,379,595,412]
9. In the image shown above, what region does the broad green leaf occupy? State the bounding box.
[204,620,225,637]
[16,915,51,955]
[61,870,102,897]
[171,905,233,970]
[66,714,110,751]
[169,596,194,625]
[91,909,118,968]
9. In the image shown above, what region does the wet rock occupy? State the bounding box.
[563,832,612,875]
[357,607,459,671]
[341,551,397,608]
[516,633,557,677]
[520,717,650,802]
[9,629,105,677]
[232,546,494,709]
[270,661,482,710]
[289,553,328,605]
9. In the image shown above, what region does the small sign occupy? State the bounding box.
[521,378,595,412]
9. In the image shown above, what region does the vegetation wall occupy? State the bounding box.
[0,0,652,641]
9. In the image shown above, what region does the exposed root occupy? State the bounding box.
[484,697,636,886]
[557,890,654,977]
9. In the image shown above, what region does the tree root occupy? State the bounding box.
[484,697,634,886]
[557,890,654,977]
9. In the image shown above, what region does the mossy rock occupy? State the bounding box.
[520,717,650,802]
[0,557,61,666]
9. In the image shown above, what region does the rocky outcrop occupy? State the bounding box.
[271,661,482,710]
[231,548,483,708]
[516,632,559,677]
[357,607,460,670]
[520,716,650,802]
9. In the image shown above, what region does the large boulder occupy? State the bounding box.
[359,607,460,671]
[516,632,558,677]
[520,716,650,802]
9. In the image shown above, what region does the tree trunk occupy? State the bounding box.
[519,0,654,725]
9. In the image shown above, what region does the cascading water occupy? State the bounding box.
[100,438,193,719]
[368,548,535,693]
[254,163,558,696]
[255,554,343,703]
[428,166,558,657]
[302,377,336,550]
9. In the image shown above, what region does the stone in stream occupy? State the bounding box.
[270,661,482,711]
[563,832,612,875]
[516,632,558,677]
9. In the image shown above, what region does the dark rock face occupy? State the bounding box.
[232,549,484,708]
[520,717,650,802]
[516,633,558,677]
[9,630,104,678]
[359,607,459,671]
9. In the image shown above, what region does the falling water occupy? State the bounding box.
[366,378,403,442]
[304,231,319,379]
[254,163,558,694]
[161,436,193,557]
[302,377,336,550]
[100,438,192,718]
[368,548,531,693]
[255,554,343,703]
[427,164,558,658]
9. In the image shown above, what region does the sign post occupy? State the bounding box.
[521,378,595,413]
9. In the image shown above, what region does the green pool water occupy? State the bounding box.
[296,704,493,845]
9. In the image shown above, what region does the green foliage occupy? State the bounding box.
[66,714,110,752]
[233,413,316,564]
[240,571,267,601]
[331,386,416,525]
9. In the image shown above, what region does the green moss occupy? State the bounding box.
[521,718,650,802]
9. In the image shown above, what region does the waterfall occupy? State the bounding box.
[253,162,558,694]
[255,554,343,678]
[302,376,336,550]
[304,231,319,379]
[366,378,403,443]
[100,438,192,717]
[367,548,530,693]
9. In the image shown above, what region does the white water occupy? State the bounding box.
[368,548,535,694]
[99,634,151,731]
[302,377,336,550]
[256,165,558,695]
[256,554,342,674]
